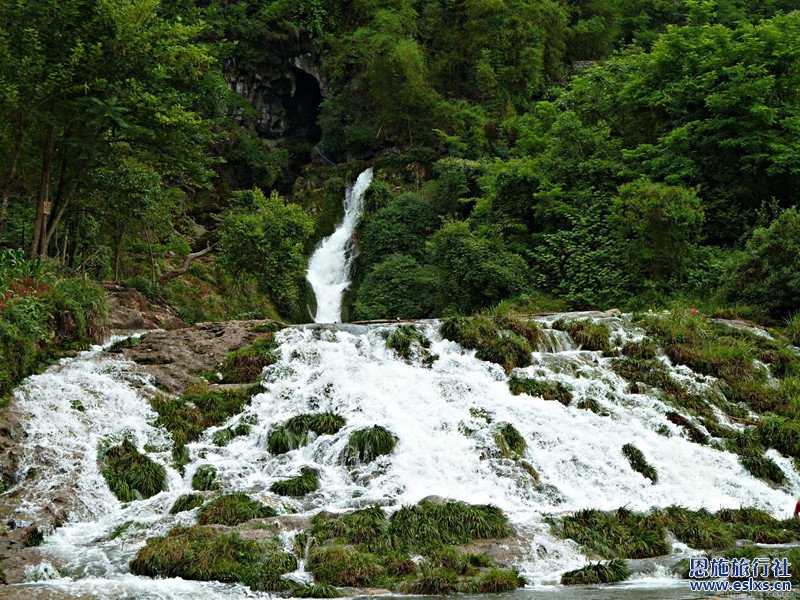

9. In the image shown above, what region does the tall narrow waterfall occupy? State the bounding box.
[306,168,374,323]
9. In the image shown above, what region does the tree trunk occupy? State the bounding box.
[113,234,123,282]
[159,244,216,286]
[0,128,24,237]
[30,125,56,258]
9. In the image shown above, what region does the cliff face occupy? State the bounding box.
[226,52,325,144]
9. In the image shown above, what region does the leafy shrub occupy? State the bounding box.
[621,443,658,484]
[508,376,572,405]
[192,465,220,491]
[99,438,167,502]
[197,493,277,526]
[354,254,440,320]
[344,425,397,465]
[270,467,320,497]
[561,559,629,585]
[553,319,611,352]
[170,494,205,514]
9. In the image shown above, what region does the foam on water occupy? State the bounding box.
[306,168,374,323]
[5,316,798,597]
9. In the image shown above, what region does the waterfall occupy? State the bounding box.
[5,315,798,597]
[306,168,374,323]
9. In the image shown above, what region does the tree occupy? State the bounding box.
[609,178,704,290]
[361,193,438,267]
[354,254,439,320]
[218,189,314,314]
[730,208,800,317]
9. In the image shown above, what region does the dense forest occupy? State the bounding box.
[2,0,800,395]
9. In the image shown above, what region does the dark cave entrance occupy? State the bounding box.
[286,67,322,143]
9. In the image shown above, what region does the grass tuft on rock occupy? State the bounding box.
[388,499,513,552]
[292,583,341,598]
[270,467,320,497]
[387,324,432,360]
[310,506,388,546]
[220,336,280,383]
[621,339,657,359]
[170,493,205,514]
[99,437,167,502]
[553,319,611,353]
[440,315,532,372]
[307,546,387,587]
[476,568,526,593]
[344,425,397,465]
[268,412,347,455]
[508,375,572,405]
[666,411,709,445]
[494,422,527,457]
[151,386,251,470]
[130,525,295,588]
[621,443,658,484]
[561,559,629,585]
[197,493,277,526]
[739,450,786,485]
[405,565,460,595]
[192,464,220,491]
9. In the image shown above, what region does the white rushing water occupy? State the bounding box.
[4,315,798,598]
[306,168,374,323]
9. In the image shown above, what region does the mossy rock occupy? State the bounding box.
[508,376,572,405]
[170,493,205,514]
[268,412,347,455]
[494,422,527,458]
[553,319,611,353]
[192,464,221,491]
[440,315,534,372]
[270,467,320,497]
[99,438,167,502]
[130,525,295,589]
[197,493,277,526]
[561,559,629,585]
[387,324,432,360]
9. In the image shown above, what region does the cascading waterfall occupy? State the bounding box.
[4,315,799,598]
[306,168,374,323]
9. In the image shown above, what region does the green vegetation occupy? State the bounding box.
[196,493,277,526]
[550,506,800,560]
[220,337,280,383]
[292,584,341,598]
[344,426,397,465]
[270,467,320,497]
[440,314,538,372]
[553,320,611,353]
[508,376,572,405]
[192,465,220,491]
[621,444,658,484]
[268,412,347,455]
[305,500,521,594]
[150,386,251,470]
[494,423,527,458]
[99,438,167,502]
[22,527,44,547]
[170,494,205,515]
[386,324,435,364]
[0,267,107,404]
[130,525,296,589]
[561,560,629,585]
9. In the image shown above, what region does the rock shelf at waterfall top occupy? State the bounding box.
[2,310,800,596]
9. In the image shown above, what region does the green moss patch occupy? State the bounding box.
[130,525,296,590]
[561,559,629,585]
[268,412,347,455]
[221,336,280,383]
[99,437,167,502]
[270,467,320,497]
[344,425,397,465]
[553,319,611,353]
[508,375,572,405]
[197,493,277,526]
[170,493,205,514]
[621,443,658,484]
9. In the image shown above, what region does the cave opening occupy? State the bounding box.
[286,67,322,143]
